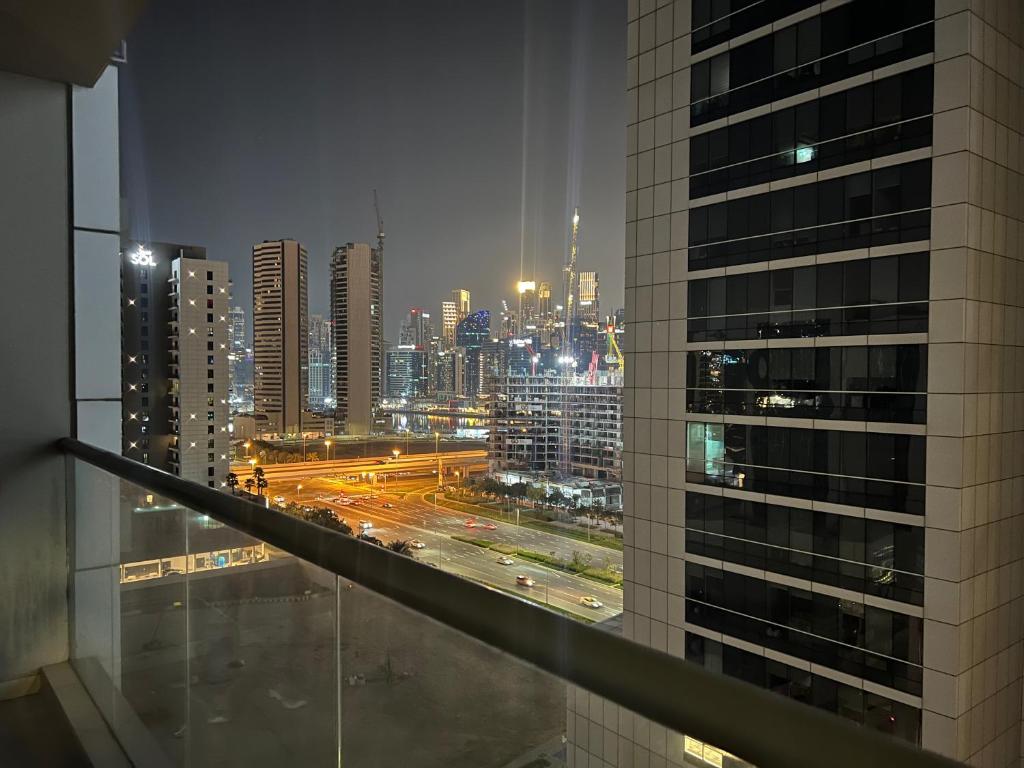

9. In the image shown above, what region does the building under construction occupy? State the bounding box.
[488,370,622,481]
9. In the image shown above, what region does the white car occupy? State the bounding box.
[409,539,427,549]
[497,556,515,566]
[580,596,604,609]
[274,495,286,504]
[515,575,535,587]
[358,520,373,530]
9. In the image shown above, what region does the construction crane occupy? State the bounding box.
[373,189,385,256]
[605,323,624,368]
[561,207,580,361]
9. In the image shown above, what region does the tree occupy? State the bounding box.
[385,540,413,556]
[225,472,239,495]
[243,477,255,495]
[253,466,268,496]
[301,507,352,535]
[570,550,593,571]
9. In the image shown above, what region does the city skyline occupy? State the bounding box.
[118,0,626,341]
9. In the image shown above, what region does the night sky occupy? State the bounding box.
[120,0,626,341]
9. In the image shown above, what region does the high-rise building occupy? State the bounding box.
[121,241,230,487]
[227,305,254,412]
[252,239,308,436]
[608,3,1024,764]
[577,271,599,322]
[331,242,383,435]
[399,307,431,346]
[489,370,622,480]
[440,300,458,350]
[385,345,427,399]
[308,314,333,410]
[455,309,490,399]
[451,288,470,321]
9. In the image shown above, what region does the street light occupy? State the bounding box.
[435,431,442,488]
[297,483,303,500]
[325,439,332,461]
[243,440,252,458]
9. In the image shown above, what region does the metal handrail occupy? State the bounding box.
[58,437,963,768]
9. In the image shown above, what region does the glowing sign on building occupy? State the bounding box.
[129,246,156,267]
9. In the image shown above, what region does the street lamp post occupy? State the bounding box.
[434,431,442,488]
[243,441,251,459]
[297,483,302,501]
[325,439,332,462]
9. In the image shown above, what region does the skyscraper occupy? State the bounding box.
[610,2,1024,764]
[385,345,426,399]
[577,271,599,322]
[399,307,432,347]
[252,239,308,435]
[308,314,333,410]
[451,288,470,321]
[455,309,490,399]
[441,300,458,349]
[121,241,230,487]
[331,242,383,435]
[227,305,254,412]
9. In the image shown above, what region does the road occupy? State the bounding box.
[231,450,486,482]
[271,474,623,621]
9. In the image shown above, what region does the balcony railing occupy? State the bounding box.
[59,437,961,768]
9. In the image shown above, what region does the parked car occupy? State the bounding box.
[515,575,535,587]
[579,596,603,609]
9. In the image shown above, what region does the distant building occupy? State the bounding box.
[577,270,599,321]
[385,345,427,399]
[441,300,458,350]
[455,309,490,399]
[252,239,308,436]
[331,242,383,435]
[227,305,254,412]
[121,241,230,487]
[308,314,333,410]
[489,371,622,482]
[451,288,470,321]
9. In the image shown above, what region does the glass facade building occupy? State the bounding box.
[618,0,1024,764]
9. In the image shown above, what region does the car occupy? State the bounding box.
[358,520,373,530]
[382,502,393,508]
[579,596,604,609]
[482,522,497,530]
[463,519,477,528]
[497,556,515,566]
[515,575,535,587]
[409,539,426,549]
[274,495,286,504]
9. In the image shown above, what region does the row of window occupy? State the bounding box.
[689,160,930,247]
[687,388,927,424]
[687,423,925,483]
[687,461,924,514]
[691,0,819,54]
[686,635,920,744]
[686,564,923,694]
[687,345,927,393]
[689,252,929,317]
[690,211,929,271]
[688,302,929,342]
[686,422,925,513]
[690,68,933,198]
[685,492,924,605]
[691,2,934,124]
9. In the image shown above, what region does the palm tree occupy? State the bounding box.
[225,472,239,495]
[254,466,268,496]
[385,540,413,556]
[244,477,255,495]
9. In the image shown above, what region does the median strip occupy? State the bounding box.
[451,535,622,588]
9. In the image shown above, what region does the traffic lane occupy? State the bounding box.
[306,476,623,568]
[278,491,621,620]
